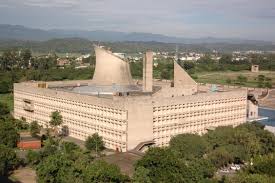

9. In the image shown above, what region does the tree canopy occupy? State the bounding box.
[85,133,105,153]
[0,144,20,176]
[30,121,41,137]
[135,122,275,182]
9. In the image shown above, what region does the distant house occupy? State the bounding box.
[251,65,259,73]
[57,58,70,66]
[113,53,126,59]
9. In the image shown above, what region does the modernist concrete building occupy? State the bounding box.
[14,46,258,152]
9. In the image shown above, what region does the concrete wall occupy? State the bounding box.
[92,46,133,85]
[152,89,248,146]
[174,61,197,92]
[126,98,153,150]
[247,100,259,119]
[143,51,153,92]
[14,83,128,152]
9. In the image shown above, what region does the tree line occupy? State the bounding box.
[0,48,94,94]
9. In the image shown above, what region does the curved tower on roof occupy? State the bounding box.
[92,46,133,85]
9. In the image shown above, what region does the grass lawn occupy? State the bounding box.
[194,70,275,88]
[0,93,13,111]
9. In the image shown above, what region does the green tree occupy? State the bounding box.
[160,69,171,80]
[0,145,20,176]
[237,75,247,84]
[61,141,80,154]
[207,147,233,168]
[85,133,105,153]
[183,61,195,70]
[30,121,41,137]
[169,133,209,160]
[226,78,232,84]
[132,167,152,183]
[136,147,213,182]
[0,81,10,94]
[225,173,275,183]
[264,81,272,88]
[190,158,216,179]
[49,111,63,136]
[0,102,9,116]
[135,147,183,182]
[219,54,233,64]
[84,160,129,183]
[205,126,235,149]
[0,120,19,148]
[36,153,74,183]
[1,49,17,70]
[20,49,32,69]
[257,75,265,82]
[26,150,41,166]
[250,154,275,177]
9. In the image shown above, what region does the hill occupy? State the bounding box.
[1,38,275,54]
[0,24,274,46]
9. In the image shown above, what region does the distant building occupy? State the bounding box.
[57,58,70,66]
[113,53,126,59]
[251,65,259,73]
[14,46,258,152]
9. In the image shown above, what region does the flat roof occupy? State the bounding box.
[51,84,142,95]
[20,136,40,142]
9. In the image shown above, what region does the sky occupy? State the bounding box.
[0,0,275,41]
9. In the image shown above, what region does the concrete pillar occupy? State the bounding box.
[143,51,153,92]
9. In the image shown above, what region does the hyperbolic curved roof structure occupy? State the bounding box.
[92,46,134,85]
[93,46,133,85]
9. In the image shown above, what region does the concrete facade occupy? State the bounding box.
[143,51,153,92]
[92,46,133,85]
[13,46,258,152]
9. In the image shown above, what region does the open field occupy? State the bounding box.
[195,70,275,88]
[0,93,13,111]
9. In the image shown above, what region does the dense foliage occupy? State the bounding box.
[0,118,19,148]
[0,144,20,176]
[0,48,94,95]
[0,102,21,176]
[134,122,275,182]
[30,121,41,137]
[28,139,128,183]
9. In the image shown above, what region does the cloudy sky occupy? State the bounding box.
[0,0,275,41]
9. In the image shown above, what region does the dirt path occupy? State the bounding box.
[11,167,36,183]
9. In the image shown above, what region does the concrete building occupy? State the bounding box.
[251,65,259,73]
[14,46,258,152]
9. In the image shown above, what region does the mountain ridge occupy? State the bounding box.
[0,24,273,45]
